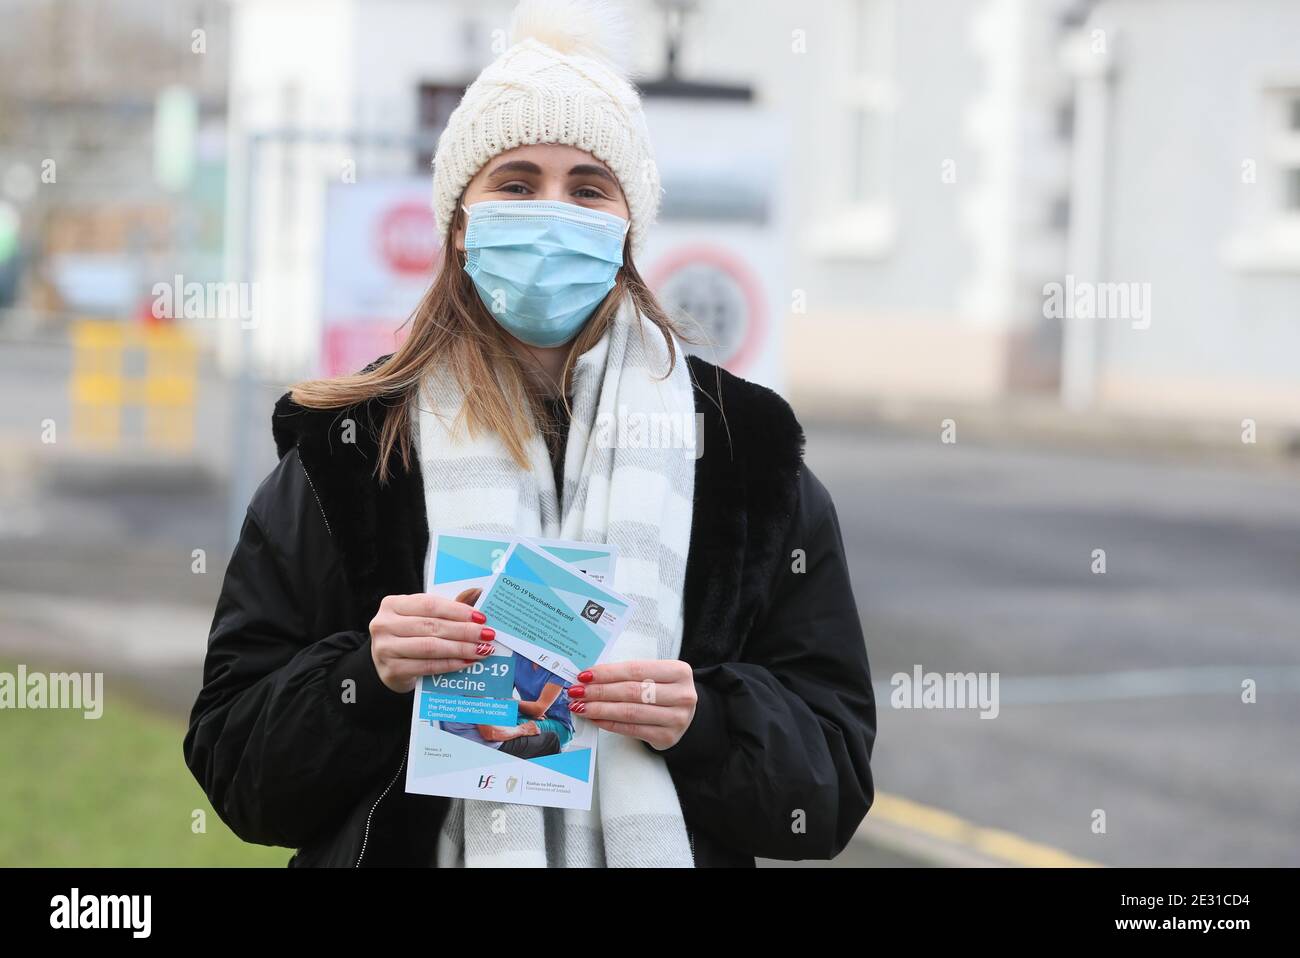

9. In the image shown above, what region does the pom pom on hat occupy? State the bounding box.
[431,0,660,254]
[508,0,632,69]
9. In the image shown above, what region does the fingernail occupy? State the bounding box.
[471,611,487,624]
[567,685,585,698]
[476,644,495,656]
[568,701,586,714]
[480,627,495,641]
[578,670,594,683]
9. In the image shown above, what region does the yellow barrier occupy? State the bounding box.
[70,321,198,449]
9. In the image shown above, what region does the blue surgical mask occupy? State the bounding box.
[461,200,629,348]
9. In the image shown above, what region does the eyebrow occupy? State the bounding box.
[485,159,543,179]
[568,163,619,188]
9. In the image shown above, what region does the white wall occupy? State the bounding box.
[1090,0,1300,420]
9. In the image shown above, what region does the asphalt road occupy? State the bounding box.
[2,341,1297,866]
[806,424,1300,867]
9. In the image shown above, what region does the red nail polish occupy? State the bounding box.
[480,627,495,641]
[477,644,495,656]
[568,685,585,698]
[471,611,487,624]
[578,670,594,683]
[569,701,586,713]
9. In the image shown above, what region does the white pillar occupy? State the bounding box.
[1060,26,1117,410]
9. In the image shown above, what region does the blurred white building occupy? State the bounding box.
[1075,0,1300,423]
[225,0,1300,423]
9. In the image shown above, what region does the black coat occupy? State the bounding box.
[183,355,876,867]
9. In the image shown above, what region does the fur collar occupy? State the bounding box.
[271,355,805,665]
[271,389,428,621]
[679,357,805,663]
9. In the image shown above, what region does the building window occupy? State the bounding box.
[843,0,894,205]
[809,0,897,258]
[1221,84,1300,272]
[1273,90,1300,217]
[416,83,467,172]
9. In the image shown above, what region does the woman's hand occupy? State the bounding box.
[369,593,495,693]
[566,660,697,750]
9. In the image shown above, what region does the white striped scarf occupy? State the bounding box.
[416,296,696,867]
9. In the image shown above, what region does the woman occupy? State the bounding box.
[184,0,875,868]
[512,653,575,750]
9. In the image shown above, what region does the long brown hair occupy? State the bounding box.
[290,202,684,482]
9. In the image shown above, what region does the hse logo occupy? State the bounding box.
[50,888,151,938]
[477,775,496,790]
[581,600,605,623]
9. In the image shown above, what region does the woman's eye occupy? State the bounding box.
[574,187,605,200]
[498,182,531,194]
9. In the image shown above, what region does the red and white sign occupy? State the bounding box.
[647,244,767,376]
[639,100,788,394]
[378,201,439,275]
[320,179,441,376]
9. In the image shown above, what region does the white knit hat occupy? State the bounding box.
[431,0,660,254]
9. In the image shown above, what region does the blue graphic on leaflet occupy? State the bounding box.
[488,545,626,669]
[421,658,515,699]
[433,534,510,585]
[544,546,608,566]
[507,543,620,598]
[532,748,593,781]
[419,693,518,724]
[418,656,516,724]
[536,544,614,581]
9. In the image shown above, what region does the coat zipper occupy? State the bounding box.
[298,443,405,868]
[356,754,406,867]
[688,826,696,866]
[297,450,333,538]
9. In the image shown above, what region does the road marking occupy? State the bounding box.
[996,665,1300,704]
[861,791,1102,868]
[875,665,1300,706]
